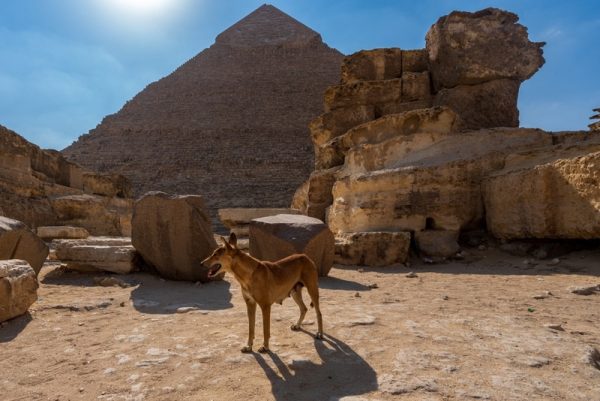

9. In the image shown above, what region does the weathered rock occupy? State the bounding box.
[310,106,376,147]
[0,216,49,275]
[328,129,552,235]
[434,79,520,130]
[341,48,403,84]
[36,226,90,241]
[414,230,460,258]
[132,192,217,282]
[0,125,133,236]
[484,139,600,239]
[0,260,38,322]
[218,208,301,236]
[324,79,403,112]
[54,237,136,274]
[297,167,341,221]
[335,232,411,266]
[426,8,545,90]
[249,214,334,276]
[590,108,600,131]
[63,5,343,231]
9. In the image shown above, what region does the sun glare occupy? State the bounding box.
[103,0,174,17]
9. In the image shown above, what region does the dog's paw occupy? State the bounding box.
[258,346,269,353]
[315,332,324,340]
[241,346,253,353]
[291,324,301,331]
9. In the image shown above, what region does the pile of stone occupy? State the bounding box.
[0,125,133,236]
[294,7,600,266]
[218,208,301,249]
[590,108,600,131]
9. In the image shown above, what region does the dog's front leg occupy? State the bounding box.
[241,298,256,353]
[258,304,271,353]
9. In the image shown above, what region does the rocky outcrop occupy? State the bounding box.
[36,226,90,241]
[426,8,545,89]
[63,5,343,229]
[132,192,217,282]
[426,8,545,130]
[484,136,600,239]
[335,232,410,266]
[54,237,136,274]
[0,216,49,275]
[0,125,132,236]
[0,260,38,322]
[249,214,334,276]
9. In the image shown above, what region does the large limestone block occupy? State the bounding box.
[484,142,600,239]
[317,107,459,171]
[37,226,90,241]
[426,8,545,90]
[310,106,375,146]
[49,194,132,237]
[401,72,432,102]
[414,230,460,258]
[324,79,402,112]
[335,232,410,266]
[434,79,520,130]
[54,237,136,274]
[218,208,301,229]
[341,48,403,84]
[402,49,429,73]
[0,216,49,275]
[249,214,334,277]
[305,167,341,221]
[328,129,553,235]
[82,173,132,198]
[0,260,38,322]
[132,192,217,282]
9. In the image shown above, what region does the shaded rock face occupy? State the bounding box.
[335,232,410,266]
[426,8,545,90]
[0,125,132,236]
[132,192,217,282]
[484,137,600,239]
[0,216,49,276]
[249,214,334,277]
[0,260,38,322]
[63,5,343,227]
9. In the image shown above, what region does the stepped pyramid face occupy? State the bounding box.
[63,4,343,225]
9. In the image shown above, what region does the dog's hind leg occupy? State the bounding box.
[290,286,308,331]
[258,304,271,353]
[306,283,323,340]
[241,298,256,353]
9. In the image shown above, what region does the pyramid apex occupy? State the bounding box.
[215,4,322,48]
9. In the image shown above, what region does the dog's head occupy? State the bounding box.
[202,232,239,278]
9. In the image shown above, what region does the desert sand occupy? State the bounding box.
[1,246,599,401]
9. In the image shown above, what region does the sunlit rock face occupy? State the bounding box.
[63,5,344,228]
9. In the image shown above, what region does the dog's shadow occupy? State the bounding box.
[254,331,378,401]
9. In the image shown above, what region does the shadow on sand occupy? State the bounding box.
[0,313,32,343]
[254,331,377,401]
[129,274,234,314]
[319,275,373,292]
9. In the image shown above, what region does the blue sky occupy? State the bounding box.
[0,0,598,150]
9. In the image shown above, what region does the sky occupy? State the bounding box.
[0,0,599,150]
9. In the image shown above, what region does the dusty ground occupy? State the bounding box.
[1,246,599,401]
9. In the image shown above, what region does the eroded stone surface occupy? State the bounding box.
[0,216,49,275]
[0,259,38,322]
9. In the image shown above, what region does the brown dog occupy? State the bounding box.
[202,233,323,353]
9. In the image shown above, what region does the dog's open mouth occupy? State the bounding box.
[207,264,222,278]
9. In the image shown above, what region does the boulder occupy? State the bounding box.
[310,105,375,147]
[341,48,403,84]
[54,237,136,274]
[0,260,38,322]
[36,226,90,241]
[249,214,334,276]
[434,79,520,130]
[132,192,217,282]
[324,79,403,112]
[218,208,301,236]
[484,140,600,239]
[426,8,545,90]
[335,231,411,266]
[414,230,460,258]
[0,216,49,275]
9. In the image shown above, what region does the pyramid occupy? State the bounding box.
[63,4,343,227]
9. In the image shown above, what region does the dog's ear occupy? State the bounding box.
[221,236,231,249]
[229,232,237,248]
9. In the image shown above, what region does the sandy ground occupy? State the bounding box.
[1,246,599,401]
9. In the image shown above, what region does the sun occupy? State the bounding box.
[102,0,174,17]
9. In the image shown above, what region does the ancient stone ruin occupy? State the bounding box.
[0,125,133,236]
[62,5,344,227]
[294,7,600,263]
